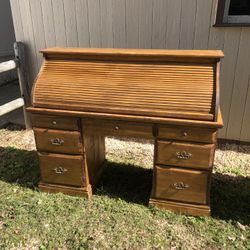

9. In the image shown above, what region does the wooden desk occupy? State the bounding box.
[28,48,224,216]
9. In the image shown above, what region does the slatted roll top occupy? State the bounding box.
[32,48,224,121]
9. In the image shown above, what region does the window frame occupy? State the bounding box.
[214,0,250,27]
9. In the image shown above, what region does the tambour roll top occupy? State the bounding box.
[32,48,224,122]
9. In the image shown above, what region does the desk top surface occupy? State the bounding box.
[41,47,224,59]
[32,48,223,122]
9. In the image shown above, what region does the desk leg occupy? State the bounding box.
[83,133,106,194]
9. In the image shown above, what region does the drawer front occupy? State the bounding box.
[157,125,217,143]
[153,166,210,204]
[82,119,153,139]
[34,128,83,154]
[38,153,84,186]
[31,114,79,131]
[156,140,215,169]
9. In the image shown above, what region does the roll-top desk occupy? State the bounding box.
[27,48,224,216]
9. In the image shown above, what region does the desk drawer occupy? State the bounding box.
[38,153,84,187]
[82,119,153,139]
[31,114,79,131]
[153,166,210,204]
[156,140,215,169]
[34,128,83,154]
[157,125,216,143]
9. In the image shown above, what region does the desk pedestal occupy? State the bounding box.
[33,115,218,216]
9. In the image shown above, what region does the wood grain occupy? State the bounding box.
[83,131,106,186]
[34,128,83,154]
[41,47,224,59]
[31,114,80,131]
[157,125,217,143]
[32,49,223,121]
[27,106,224,129]
[152,166,211,204]
[39,182,92,198]
[29,48,224,217]
[149,198,211,216]
[82,118,153,139]
[38,152,85,186]
[156,140,215,169]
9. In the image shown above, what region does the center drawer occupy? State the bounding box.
[34,128,83,154]
[38,152,84,187]
[152,165,210,205]
[156,140,215,169]
[82,119,153,139]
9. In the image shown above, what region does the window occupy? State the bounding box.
[215,0,250,26]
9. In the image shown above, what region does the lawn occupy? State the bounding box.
[0,125,249,249]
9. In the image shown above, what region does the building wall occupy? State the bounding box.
[10,0,250,141]
[0,0,16,85]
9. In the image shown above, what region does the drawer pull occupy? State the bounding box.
[182,131,188,137]
[54,166,68,174]
[52,121,57,125]
[50,138,64,146]
[173,182,189,190]
[114,126,119,130]
[176,151,192,160]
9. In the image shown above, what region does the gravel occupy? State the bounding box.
[0,124,249,176]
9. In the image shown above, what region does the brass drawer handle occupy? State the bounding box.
[176,151,192,160]
[50,138,64,146]
[173,182,189,190]
[182,131,188,137]
[114,126,119,130]
[54,167,68,174]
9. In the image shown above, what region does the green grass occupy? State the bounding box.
[0,145,250,249]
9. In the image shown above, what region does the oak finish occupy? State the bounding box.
[31,114,80,130]
[152,166,210,204]
[27,106,224,129]
[34,128,83,155]
[149,199,211,216]
[29,48,224,216]
[157,125,217,143]
[38,153,85,187]
[82,118,153,139]
[32,48,223,122]
[156,141,215,169]
[39,182,92,198]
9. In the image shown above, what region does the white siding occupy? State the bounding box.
[9,0,250,142]
[0,0,17,85]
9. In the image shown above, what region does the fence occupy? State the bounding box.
[0,41,31,128]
